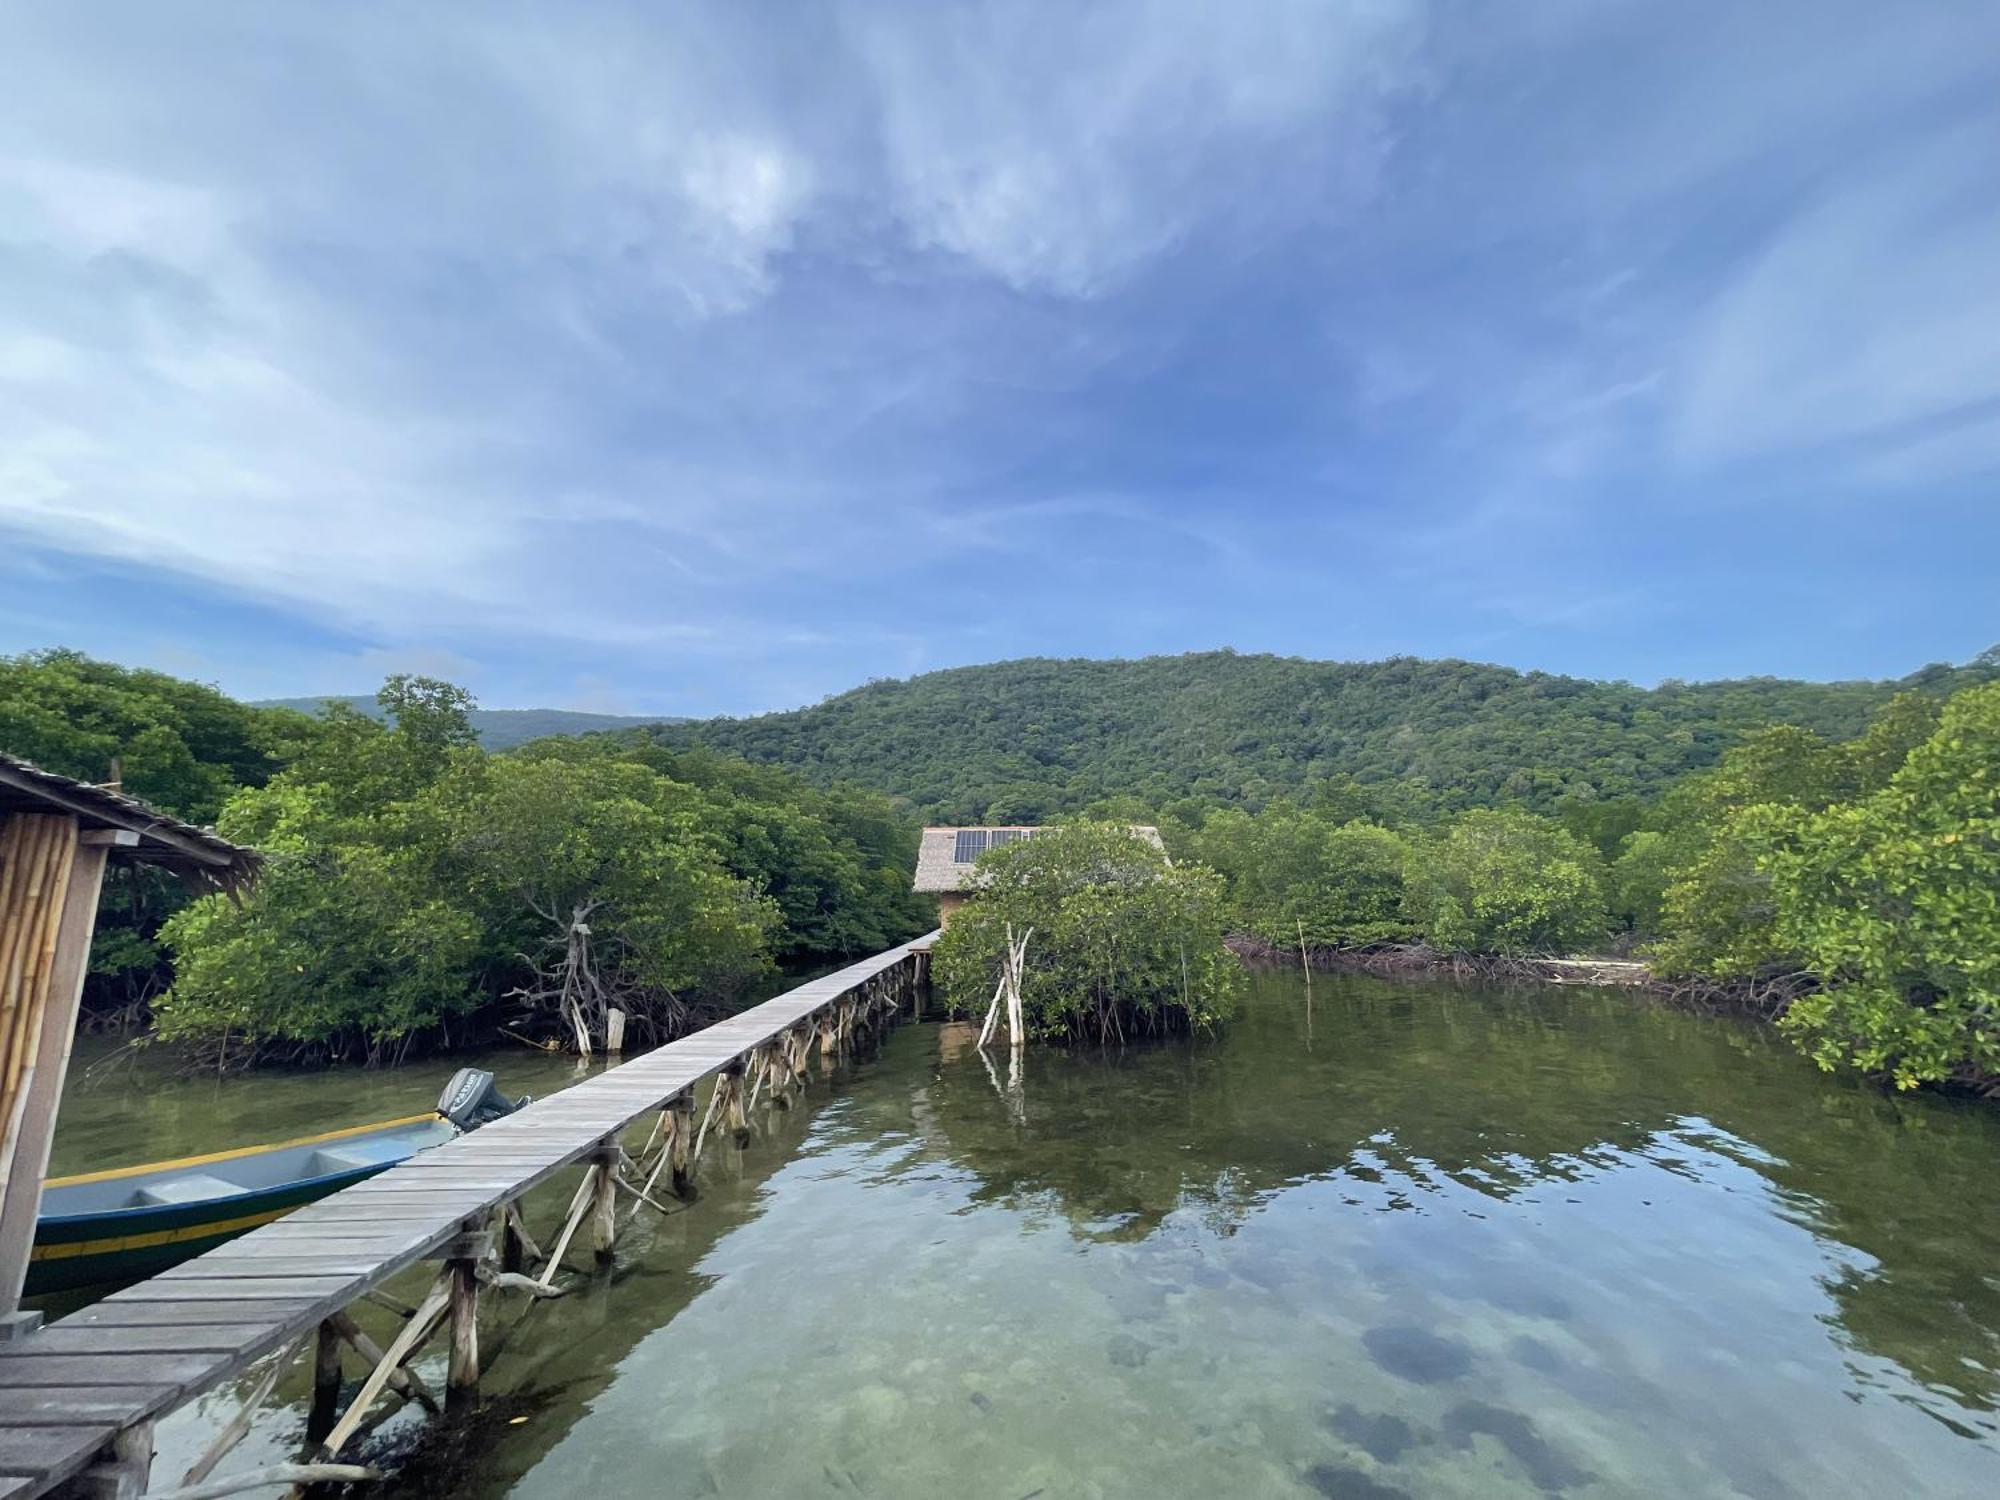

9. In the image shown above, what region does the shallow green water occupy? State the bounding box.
[55,974,2000,1497]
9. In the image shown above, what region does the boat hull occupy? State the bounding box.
[29,1167,389,1294]
[27,1113,457,1297]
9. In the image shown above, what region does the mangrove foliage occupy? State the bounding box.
[933,823,1240,1042]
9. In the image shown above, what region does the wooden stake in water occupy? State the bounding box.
[1298,917,1313,1047]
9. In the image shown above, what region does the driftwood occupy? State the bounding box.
[976,926,1032,1052]
[179,1337,304,1487]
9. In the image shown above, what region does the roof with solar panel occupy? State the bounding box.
[912,824,1165,892]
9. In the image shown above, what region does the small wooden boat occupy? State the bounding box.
[26,1069,524,1297]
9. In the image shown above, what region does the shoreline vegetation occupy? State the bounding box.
[3,646,1994,1099]
[1226,937,1830,1051]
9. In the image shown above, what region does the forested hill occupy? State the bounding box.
[646,651,1996,822]
[256,696,682,750]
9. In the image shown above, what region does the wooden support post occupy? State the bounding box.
[447,1252,480,1407]
[604,1007,626,1056]
[307,1319,343,1444]
[330,1310,438,1413]
[666,1090,694,1199]
[724,1061,750,1146]
[501,1204,527,1273]
[320,1272,452,1458]
[768,1036,793,1111]
[69,1419,153,1500]
[586,1147,618,1264]
[181,1338,305,1489]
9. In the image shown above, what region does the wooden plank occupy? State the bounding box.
[102,1276,357,1302]
[0,1352,218,1390]
[56,1300,321,1329]
[0,1424,109,1478]
[159,1257,391,1279]
[0,1386,168,1426]
[0,1325,273,1356]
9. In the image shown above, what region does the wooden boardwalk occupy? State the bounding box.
[0,936,934,1498]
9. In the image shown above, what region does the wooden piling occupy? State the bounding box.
[307,1319,342,1444]
[447,1255,480,1405]
[586,1149,618,1264]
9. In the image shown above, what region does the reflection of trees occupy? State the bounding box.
[899,971,2000,1416]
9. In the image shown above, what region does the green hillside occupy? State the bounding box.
[256,695,682,751]
[647,650,1995,821]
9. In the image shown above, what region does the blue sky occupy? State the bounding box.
[1,3,1995,716]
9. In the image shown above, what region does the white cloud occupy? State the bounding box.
[1676,126,2000,469]
[0,2,1428,658]
[852,0,1422,295]
[2,1,1994,710]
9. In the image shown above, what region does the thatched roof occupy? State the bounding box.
[913,824,1164,893]
[0,753,260,895]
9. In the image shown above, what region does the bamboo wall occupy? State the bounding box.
[0,813,78,1179]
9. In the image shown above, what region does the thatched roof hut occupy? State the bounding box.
[913,825,1165,925]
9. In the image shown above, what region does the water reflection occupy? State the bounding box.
[909,971,2000,1430]
[64,972,2000,1498]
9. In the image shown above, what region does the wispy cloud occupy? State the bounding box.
[0,1,1995,710]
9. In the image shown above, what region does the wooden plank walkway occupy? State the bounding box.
[0,935,933,1498]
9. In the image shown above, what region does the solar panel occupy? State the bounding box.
[989,829,1023,847]
[954,829,990,863]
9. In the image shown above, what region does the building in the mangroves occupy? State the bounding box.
[913,824,1166,927]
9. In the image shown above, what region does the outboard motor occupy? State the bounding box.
[437,1068,530,1131]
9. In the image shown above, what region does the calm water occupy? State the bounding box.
[49,974,2000,1498]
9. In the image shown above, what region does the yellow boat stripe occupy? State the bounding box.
[30,1205,298,1261]
[46,1111,442,1187]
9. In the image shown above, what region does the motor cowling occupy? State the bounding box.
[437,1068,529,1130]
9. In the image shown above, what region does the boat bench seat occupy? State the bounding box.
[132,1173,252,1207]
[309,1140,408,1174]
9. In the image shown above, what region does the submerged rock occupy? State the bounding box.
[1326,1403,1420,1463]
[1361,1324,1475,1384]
[1441,1401,1592,1492]
[1106,1332,1154,1368]
[1303,1463,1412,1499]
